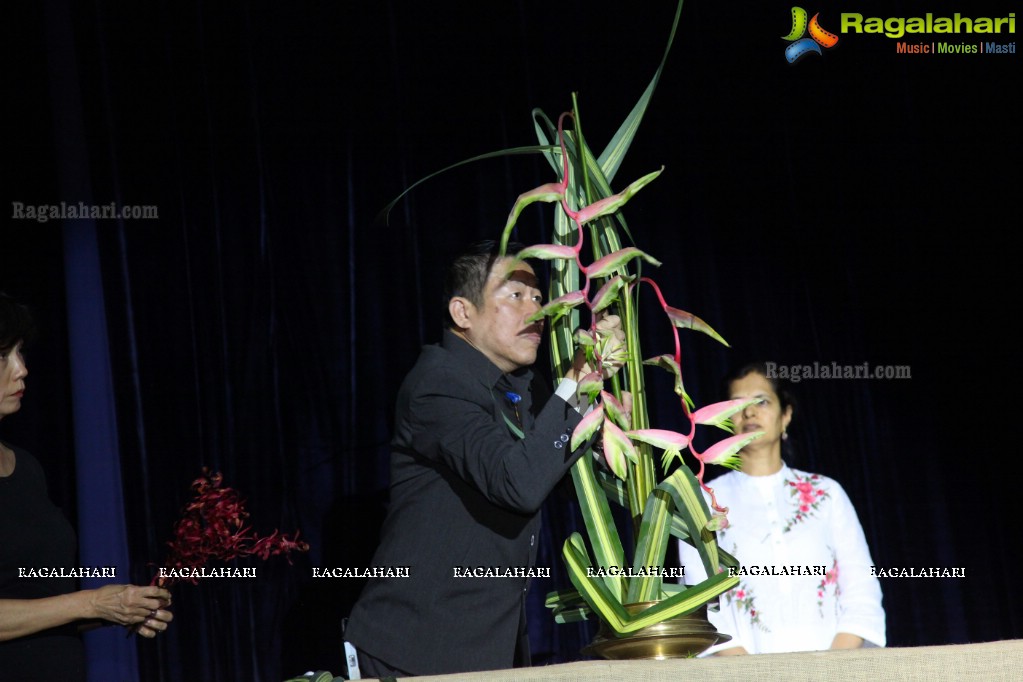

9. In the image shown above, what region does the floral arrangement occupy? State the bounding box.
[490,98,763,637]
[151,469,309,587]
[382,0,758,651]
[485,4,772,642]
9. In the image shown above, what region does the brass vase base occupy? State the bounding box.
[583,603,730,660]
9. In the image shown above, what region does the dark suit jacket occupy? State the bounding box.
[345,330,586,675]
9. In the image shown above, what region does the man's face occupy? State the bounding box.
[460,258,545,373]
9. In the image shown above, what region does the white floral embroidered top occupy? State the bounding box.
[678,464,886,654]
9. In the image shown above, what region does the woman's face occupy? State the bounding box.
[0,342,28,420]
[729,371,792,451]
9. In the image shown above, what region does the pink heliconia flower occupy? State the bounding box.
[692,398,761,431]
[570,403,605,451]
[527,290,586,323]
[517,243,579,261]
[643,354,686,398]
[573,167,663,226]
[502,183,566,246]
[601,390,631,430]
[663,306,729,346]
[699,431,764,470]
[602,419,638,479]
[576,370,604,403]
[589,274,631,313]
[584,247,661,280]
[625,428,691,452]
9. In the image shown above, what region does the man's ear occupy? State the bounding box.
[448,297,474,330]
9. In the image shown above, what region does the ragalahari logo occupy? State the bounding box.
[783,7,839,63]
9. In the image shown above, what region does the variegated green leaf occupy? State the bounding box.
[596,467,628,508]
[658,467,720,578]
[562,532,631,630]
[627,489,673,603]
[553,607,592,624]
[569,456,626,596]
[617,571,739,633]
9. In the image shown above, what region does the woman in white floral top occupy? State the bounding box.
[679,362,886,655]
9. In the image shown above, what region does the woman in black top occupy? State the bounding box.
[0,293,173,679]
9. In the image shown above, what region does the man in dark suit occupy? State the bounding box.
[344,241,623,677]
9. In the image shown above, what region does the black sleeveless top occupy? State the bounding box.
[0,443,86,681]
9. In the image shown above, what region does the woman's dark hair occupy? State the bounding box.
[723,361,797,414]
[443,239,527,328]
[0,293,36,355]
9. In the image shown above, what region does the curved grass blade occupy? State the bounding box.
[376,145,556,224]
[598,0,687,182]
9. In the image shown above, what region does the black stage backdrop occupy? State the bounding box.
[4,0,1020,680]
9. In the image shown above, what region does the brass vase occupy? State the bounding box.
[583,602,730,660]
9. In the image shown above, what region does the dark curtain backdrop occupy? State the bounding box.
[5,0,1020,680]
